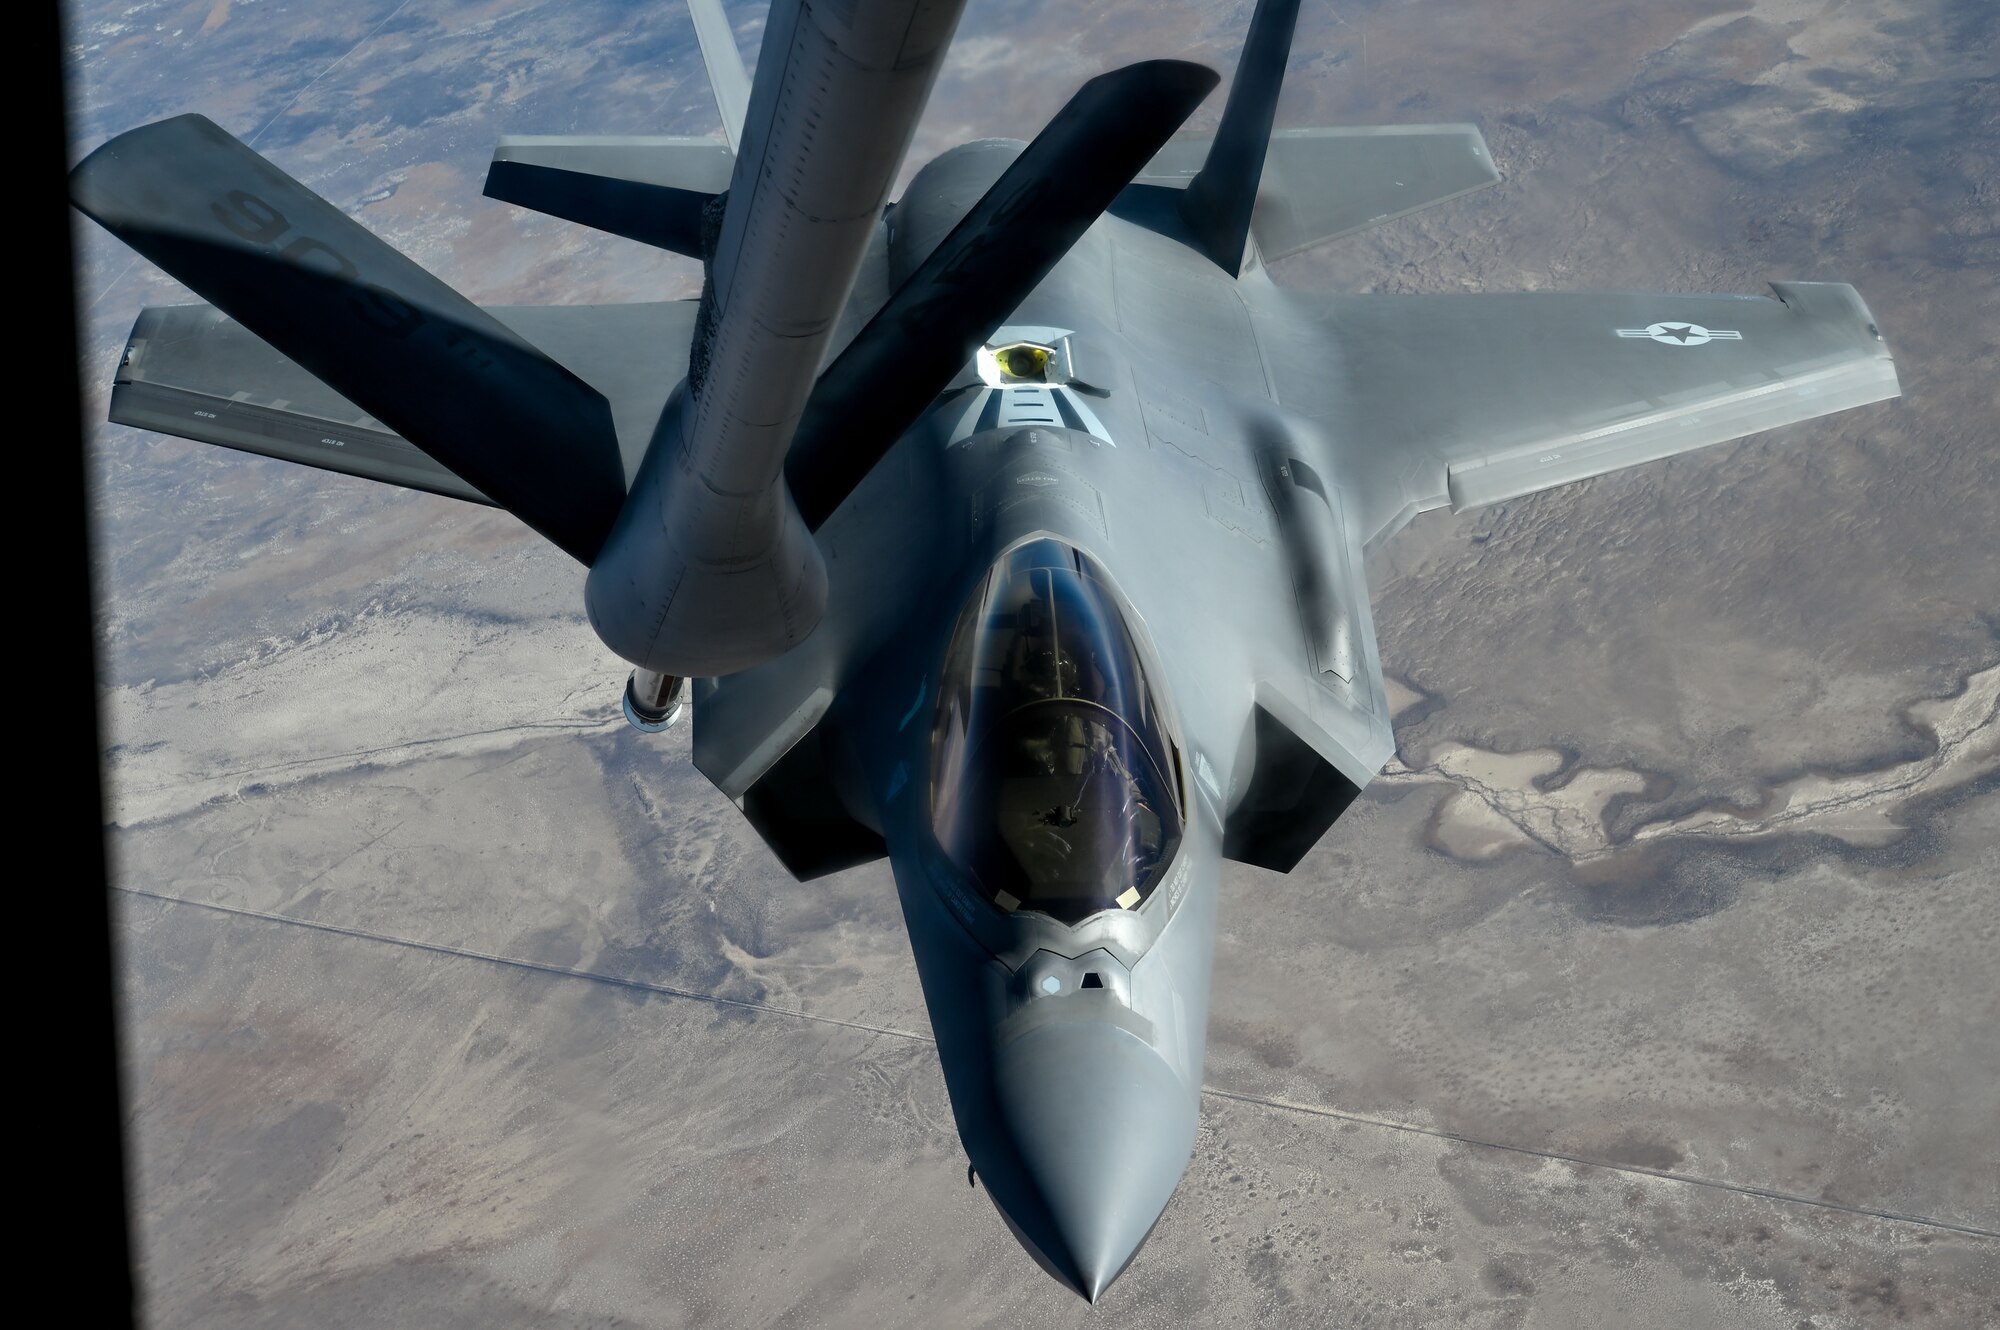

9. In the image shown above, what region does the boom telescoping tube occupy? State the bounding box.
[586,0,970,677]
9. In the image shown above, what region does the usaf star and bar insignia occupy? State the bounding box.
[1616,322,1745,346]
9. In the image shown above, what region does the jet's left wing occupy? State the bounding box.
[1274,281,1900,552]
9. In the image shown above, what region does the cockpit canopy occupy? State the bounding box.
[931,539,1184,925]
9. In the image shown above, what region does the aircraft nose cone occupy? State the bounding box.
[986,1019,1198,1300]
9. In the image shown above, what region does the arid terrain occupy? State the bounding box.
[70,0,1996,1325]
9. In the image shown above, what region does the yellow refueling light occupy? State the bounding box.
[997,344,1052,382]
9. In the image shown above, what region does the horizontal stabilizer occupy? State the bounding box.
[1135,124,1501,260]
[70,114,627,564]
[785,59,1219,529]
[483,136,734,257]
[1253,126,1499,258]
[111,301,700,505]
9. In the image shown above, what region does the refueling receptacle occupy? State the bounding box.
[623,669,688,732]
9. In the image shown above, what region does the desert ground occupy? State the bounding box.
[70,0,1996,1325]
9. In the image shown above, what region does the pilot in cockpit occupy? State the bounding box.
[932,540,1184,920]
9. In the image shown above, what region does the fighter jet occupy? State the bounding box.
[71,0,1900,1300]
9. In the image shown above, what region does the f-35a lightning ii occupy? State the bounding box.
[72,0,1900,1300]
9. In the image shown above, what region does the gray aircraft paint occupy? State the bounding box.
[584,0,970,679]
[68,0,1900,1302]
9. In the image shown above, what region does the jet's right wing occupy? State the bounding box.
[112,303,491,505]
[110,300,699,502]
[1275,281,1900,552]
[71,113,632,563]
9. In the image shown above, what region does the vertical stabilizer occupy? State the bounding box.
[688,0,752,151]
[71,115,628,564]
[1178,0,1303,274]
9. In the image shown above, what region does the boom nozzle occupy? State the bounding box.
[623,670,688,732]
